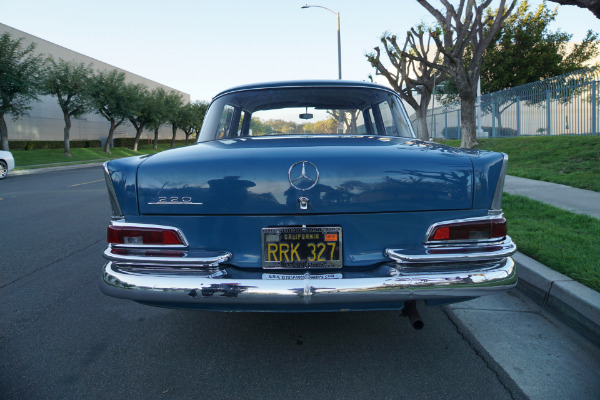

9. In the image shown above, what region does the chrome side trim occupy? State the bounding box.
[100,258,517,307]
[423,214,506,244]
[491,153,509,211]
[109,220,190,248]
[386,236,516,264]
[103,248,232,267]
[103,162,123,219]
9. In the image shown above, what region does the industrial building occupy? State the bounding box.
[1,23,191,145]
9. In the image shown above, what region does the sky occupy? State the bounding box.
[1,0,598,102]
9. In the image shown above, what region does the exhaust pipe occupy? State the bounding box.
[401,301,424,330]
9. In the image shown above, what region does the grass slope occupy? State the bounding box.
[440,135,600,192]
[503,193,600,291]
[12,143,182,168]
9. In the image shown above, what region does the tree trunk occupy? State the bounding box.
[170,124,177,148]
[460,96,478,148]
[414,109,430,141]
[185,131,190,146]
[453,71,479,148]
[63,112,72,157]
[0,113,9,151]
[496,103,504,130]
[153,128,159,150]
[104,119,116,154]
[132,126,144,152]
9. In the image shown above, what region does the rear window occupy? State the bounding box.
[198,86,415,142]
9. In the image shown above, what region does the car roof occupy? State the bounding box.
[212,80,396,100]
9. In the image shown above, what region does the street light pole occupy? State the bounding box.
[301,4,343,133]
[335,11,341,80]
[301,4,342,80]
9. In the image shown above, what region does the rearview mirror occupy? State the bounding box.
[299,113,313,120]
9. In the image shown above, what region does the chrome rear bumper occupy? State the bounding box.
[100,257,517,311]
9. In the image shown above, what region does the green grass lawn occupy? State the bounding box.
[439,135,600,192]
[503,193,600,292]
[12,143,184,168]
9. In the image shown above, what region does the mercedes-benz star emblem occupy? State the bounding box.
[288,161,319,191]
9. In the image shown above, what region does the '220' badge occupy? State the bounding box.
[148,196,203,205]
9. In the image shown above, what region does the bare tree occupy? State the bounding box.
[408,0,517,148]
[549,0,600,18]
[367,26,445,141]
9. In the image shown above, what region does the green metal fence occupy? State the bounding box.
[411,66,599,139]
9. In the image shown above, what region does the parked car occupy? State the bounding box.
[0,150,15,180]
[100,81,516,326]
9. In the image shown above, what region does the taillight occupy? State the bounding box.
[427,218,507,242]
[107,226,184,246]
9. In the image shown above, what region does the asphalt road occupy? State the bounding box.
[0,167,523,399]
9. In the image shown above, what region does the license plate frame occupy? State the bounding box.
[261,226,343,269]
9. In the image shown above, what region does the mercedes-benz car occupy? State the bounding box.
[100,81,516,325]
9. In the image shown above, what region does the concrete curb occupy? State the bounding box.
[11,162,105,176]
[514,252,600,346]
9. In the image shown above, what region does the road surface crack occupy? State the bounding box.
[0,239,105,290]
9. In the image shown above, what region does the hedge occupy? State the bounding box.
[9,139,189,150]
[8,140,101,150]
[112,138,188,148]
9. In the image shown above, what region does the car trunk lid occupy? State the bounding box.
[137,136,473,215]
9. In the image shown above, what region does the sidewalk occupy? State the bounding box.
[502,175,600,347]
[11,161,105,176]
[445,175,600,399]
[504,175,600,220]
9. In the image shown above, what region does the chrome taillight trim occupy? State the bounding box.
[109,220,189,248]
[386,236,516,264]
[491,153,508,211]
[103,162,124,219]
[103,248,232,267]
[423,214,507,245]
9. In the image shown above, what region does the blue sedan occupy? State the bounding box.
[100,81,516,327]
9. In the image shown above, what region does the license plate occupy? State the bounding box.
[261,226,342,269]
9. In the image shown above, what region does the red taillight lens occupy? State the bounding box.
[428,218,507,242]
[107,226,184,245]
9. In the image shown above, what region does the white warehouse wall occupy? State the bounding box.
[1,23,191,143]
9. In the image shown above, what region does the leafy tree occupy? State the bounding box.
[176,102,194,144]
[41,57,94,156]
[438,1,599,98]
[124,83,154,152]
[437,1,599,128]
[190,101,209,143]
[0,33,44,151]
[484,1,598,92]
[367,26,445,140]
[408,0,517,148]
[147,87,181,150]
[164,92,185,148]
[303,118,337,133]
[250,117,271,136]
[87,70,130,153]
